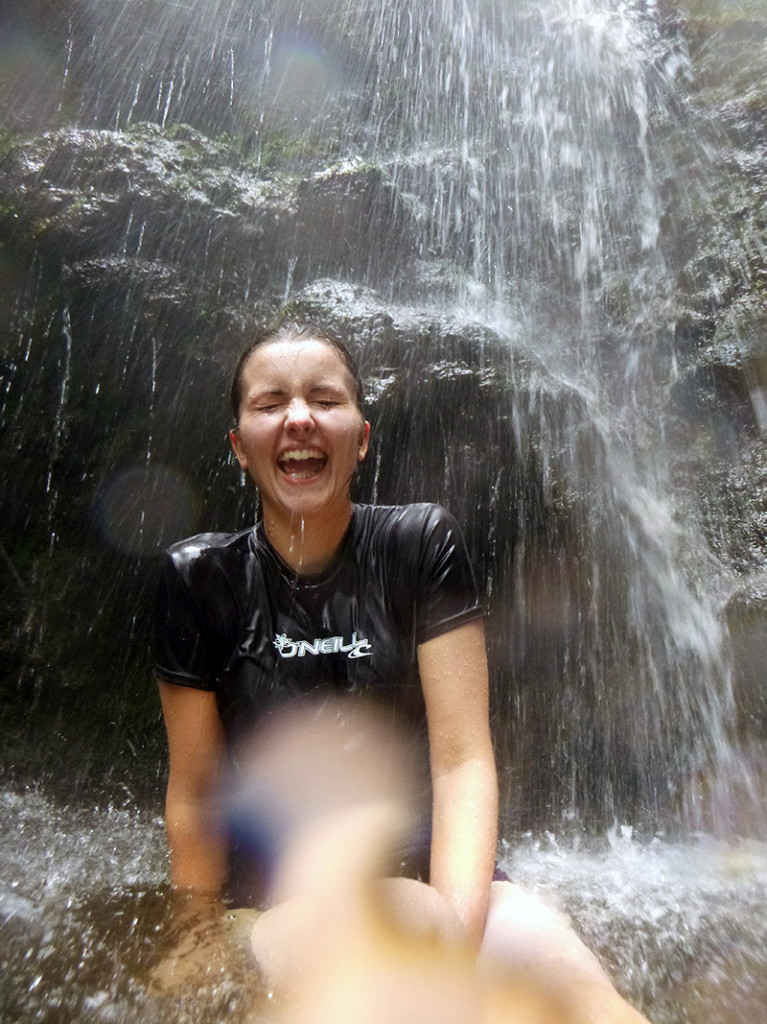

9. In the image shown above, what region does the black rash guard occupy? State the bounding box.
[153,502,483,901]
[154,503,482,743]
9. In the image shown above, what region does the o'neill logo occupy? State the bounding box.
[273,632,373,660]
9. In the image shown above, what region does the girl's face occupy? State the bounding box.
[230,339,370,524]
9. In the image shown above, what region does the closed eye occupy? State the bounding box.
[310,387,348,407]
[249,392,287,412]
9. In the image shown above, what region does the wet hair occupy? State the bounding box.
[230,319,365,425]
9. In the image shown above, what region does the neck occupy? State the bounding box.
[262,503,353,574]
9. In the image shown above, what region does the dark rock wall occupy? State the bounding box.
[0,0,765,832]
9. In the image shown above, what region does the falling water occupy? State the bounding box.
[1,0,766,1020]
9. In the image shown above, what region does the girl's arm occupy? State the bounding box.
[418,618,498,949]
[158,681,228,895]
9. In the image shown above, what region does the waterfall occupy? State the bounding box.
[2,0,757,832]
[1,1,766,1019]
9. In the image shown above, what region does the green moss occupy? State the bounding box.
[0,197,20,221]
[0,128,19,163]
[670,0,767,21]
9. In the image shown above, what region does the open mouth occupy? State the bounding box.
[278,448,327,480]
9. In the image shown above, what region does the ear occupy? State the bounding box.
[358,420,371,462]
[230,428,248,470]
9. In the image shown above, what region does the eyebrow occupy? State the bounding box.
[308,383,347,396]
[247,388,285,402]
[247,382,348,402]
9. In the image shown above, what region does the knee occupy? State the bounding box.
[485,880,574,934]
[480,881,612,991]
[372,877,466,945]
[250,896,319,988]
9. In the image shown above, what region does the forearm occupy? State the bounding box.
[429,754,498,949]
[158,682,228,896]
[165,788,228,895]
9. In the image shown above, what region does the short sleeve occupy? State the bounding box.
[413,505,484,644]
[153,547,219,690]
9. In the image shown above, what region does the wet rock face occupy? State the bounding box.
[655,2,767,757]
[0,0,766,828]
[0,124,412,307]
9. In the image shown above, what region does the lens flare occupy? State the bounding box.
[95,464,199,556]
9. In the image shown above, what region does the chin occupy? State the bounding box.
[277,494,337,522]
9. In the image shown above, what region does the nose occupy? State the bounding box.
[285,397,314,432]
